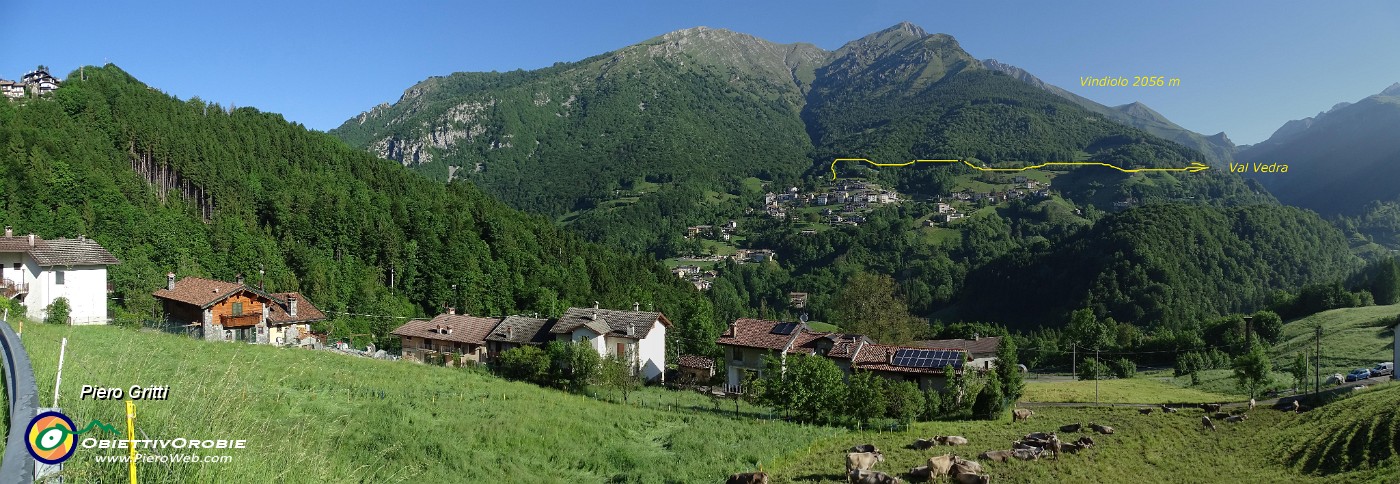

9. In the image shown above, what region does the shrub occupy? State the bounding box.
[1111,358,1136,379]
[44,297,71,325]
[1077,357,1111,381]
[498,346,549,384]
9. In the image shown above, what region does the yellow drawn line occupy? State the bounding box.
[829,158,1209,180]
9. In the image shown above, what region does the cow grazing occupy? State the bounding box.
[846,452,885,474]
[1012,408,1034,422]
[848,444,879,454]
[1138,407,1154,415]
[1045,434,1062,459]
[951,457,983,476]
[726,472,769,484]
[907,465,932,481]
[954,473,992,484]
[979,450,1012,463]
[1088,422,1115,435]
[848,469,902,484]
[1059,422,1083,433]
[1225,414,1248,423]
[1201,416,1217,431]
[1201,403,1222,413]
[939,436,969,446]
[1161,405,1178,413]
[1248,398,1256,411]
[927,454,955,477]
[910,438,937,450]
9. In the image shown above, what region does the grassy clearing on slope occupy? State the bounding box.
[15,322,833,483]
[768,406,1384,483]
[1276,383,1399,479]
[1023,376,1244,404]
[1275,304,1397,376]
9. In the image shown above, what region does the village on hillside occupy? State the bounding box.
[1,67,62,99]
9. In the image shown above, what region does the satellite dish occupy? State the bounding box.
[799,313,809,323]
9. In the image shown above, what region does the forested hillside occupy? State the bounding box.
[0,65,719,351]
[959,204,1360,330]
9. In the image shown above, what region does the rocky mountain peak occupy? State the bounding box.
[1381,82,1400,97]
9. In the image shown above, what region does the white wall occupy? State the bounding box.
[636,320,666,382]
[23,263,108,324]
[0,252,24,285]
[570,328,608,356]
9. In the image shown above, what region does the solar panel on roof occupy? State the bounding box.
[770,322,798,335]
[892,348,964,369]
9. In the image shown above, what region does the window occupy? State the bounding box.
[11,263,18,270]
[54,271,64,285]
[231,302,244,316]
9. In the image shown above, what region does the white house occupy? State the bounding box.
[0,229,120,324]
[548,302,670,382]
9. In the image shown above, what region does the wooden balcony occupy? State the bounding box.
[2,279,27,299]
[220,313,261,328]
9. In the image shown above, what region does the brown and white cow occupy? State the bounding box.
[927,454,955,477]
[1201,416,1217,431]
[1012,408,1034,422]
[954,472,991,484]
[938,436,969,446]
[726,472,769,484]
[846,451,885,474]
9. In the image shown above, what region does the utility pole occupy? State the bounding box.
[1095,347,1100,406]
[1072,343,1077,381]
[1314,325,1322,394]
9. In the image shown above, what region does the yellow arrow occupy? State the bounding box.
[829,158,1209,180]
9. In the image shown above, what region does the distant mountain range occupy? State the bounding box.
[1237,83,1400,215]
[333,22,1261,230]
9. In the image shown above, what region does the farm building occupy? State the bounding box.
[393,310,503,365]
[153,274,324,345]
[0,229,120,324]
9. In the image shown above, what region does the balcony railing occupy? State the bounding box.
[220,313,261,328]
[1,279,27,299]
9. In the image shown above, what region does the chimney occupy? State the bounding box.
[166,272,176,291]
[590,311,597,321]
[593,301,600,310]
[3,226,11,237]
[506,326,514,339]
[28,233,35,247]
[288,294,298,317]
[633,301,640,311]
[447,306,455,315]
[973,333,979,341]
[235,273,245,285]
[728,321,737,336]
[627,322,636,337]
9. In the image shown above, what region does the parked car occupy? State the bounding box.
[1374,362,1394,377]
[1345,368,1372,382]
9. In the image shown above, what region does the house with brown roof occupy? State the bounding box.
[484,314,554,360]
[0,228,120,324]
[717,318,972,392]
[152,273,325,345]
[550,302,670,382]
[914,335,1002,370]
[392,310,504,366]
[676,354,716,384]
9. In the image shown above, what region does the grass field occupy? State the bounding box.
[9,322,833,482]
[763,402,1394,483]
[7,321,1394,483]
[1275,304,1397,377]
[1022,376,1245,404]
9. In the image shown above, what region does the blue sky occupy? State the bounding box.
[4,1,1397,145]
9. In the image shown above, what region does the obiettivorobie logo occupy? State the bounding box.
[26,410,103,464]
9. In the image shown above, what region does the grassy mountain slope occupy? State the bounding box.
[0,65,716,350]
[15,323,829,482]
[1277,383,1400,478]
[981,59,1236,167]
[1237,86,1400,215]
[1274,304,1398,377]
[332,27,824,216]
[959,204,1361,330]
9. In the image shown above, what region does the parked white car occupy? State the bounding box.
[1374,362,1394,377]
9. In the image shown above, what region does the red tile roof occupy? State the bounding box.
[678,354,715,370]
[390,314,503,346]
[913,336,1002,358]
[152,277,252,308]
[716,318,806,351]
[266,292,326,325]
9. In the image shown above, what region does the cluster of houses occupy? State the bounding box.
[763,181,901,225]
[947,177,1051,205]
[685,220,739,242]
[671,264,718,290]
[714,318,1001,392]
[1,68,61,99]
[390,302,670,382]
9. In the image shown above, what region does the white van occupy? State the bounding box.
[1375,362,1393,377]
